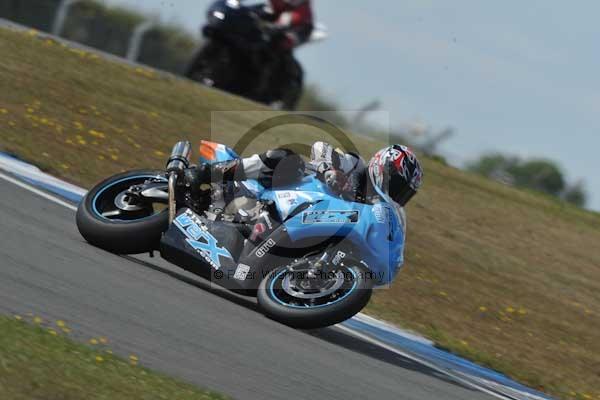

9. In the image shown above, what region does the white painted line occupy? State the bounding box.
[0,153,87,197]
[335,324,516,400]
[352,312,433,345]
[0,171,78,211]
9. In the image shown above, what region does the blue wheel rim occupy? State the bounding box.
[268,267,359,309]
[91,174,167,222]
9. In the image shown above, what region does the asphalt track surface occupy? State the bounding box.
[0,176,501,400]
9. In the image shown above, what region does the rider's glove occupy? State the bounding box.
[323,169,346,192]
[316,162,346,193]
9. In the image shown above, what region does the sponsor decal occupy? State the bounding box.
[174,212,233,269]
[372,203,389,224]
[302,210,359,224]
[277,191,297,204]
[233,264,251,280]
[255,238,276,258]
[262,212,274,230]
[332,251,346,266]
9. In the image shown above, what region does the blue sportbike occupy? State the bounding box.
[77,141,406,328]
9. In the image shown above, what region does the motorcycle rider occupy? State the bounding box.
[186,141,423,210]
[262,0,314,51]
[254,0,314,101]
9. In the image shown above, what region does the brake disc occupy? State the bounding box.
[114,190,146,212]
[281,270,346,300]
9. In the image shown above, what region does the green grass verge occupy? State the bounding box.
[0,316,227,400]
[1,27,600,400]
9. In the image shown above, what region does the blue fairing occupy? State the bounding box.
[265,178,404,285]
[198,143,405,286]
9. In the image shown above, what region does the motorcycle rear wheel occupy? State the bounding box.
[76,170,169,254]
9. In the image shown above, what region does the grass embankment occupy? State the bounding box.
[0,316,227,400]
[1,27,599,400]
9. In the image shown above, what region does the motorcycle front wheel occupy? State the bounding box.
[76,170,169,254]
[257,258,373,329]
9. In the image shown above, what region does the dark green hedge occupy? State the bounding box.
[0,0,197,72]
[0,0,61,31]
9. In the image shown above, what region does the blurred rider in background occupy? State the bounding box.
[255,0,314,97]
[263,0,314,51]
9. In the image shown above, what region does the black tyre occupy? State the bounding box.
[76,170,169,254]
[257,259,373,329]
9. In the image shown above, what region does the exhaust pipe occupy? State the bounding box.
[166,141,192,173]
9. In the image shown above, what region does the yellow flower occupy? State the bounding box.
[48,329,58,336]
[89,129,106,138]
[62,327,71,334]
[45,39,54,46]
[56,320,66,327]
[0,108,7,114]
[154,150,166,157]
[98,155,105,160]
[27,108,35,113]
[27,29,38,37]
[460,340,468,346]
[149,111,159,118]
[95,356,104,363]
[33,317,43,324]
[9,121,16,127]
[438,291,447,297]
[89,338,99,345]
[518,308,527,315]
[505,306,515,313]
[14,315,22,321]
[479,306,487,312]
[78,139,87,145]
[61,164,70,170]
[111,155,119,161]
[99,337,108,344]
[129,355,139,362]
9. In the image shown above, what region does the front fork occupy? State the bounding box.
[288,249,335,277]
[168,172,178,223]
